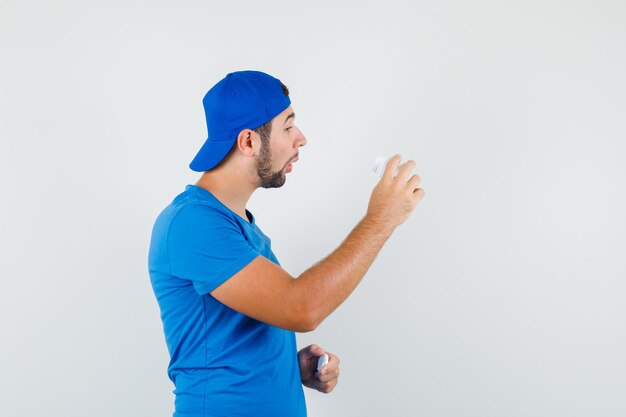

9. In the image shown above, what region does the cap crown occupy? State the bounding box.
[203,70,291,142]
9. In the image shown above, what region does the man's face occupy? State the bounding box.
[256,105,307,188]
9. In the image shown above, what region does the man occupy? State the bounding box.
[148,70,425,417]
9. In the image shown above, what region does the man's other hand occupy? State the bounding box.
[298,344,340,394]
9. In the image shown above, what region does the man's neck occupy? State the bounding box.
[195,168,256,223]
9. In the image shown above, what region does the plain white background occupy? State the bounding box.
[1,1,625,416]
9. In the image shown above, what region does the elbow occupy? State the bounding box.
[285,279,324,332]
[293,321,319,333]
[296,314,320,333]
[290,297,322,333]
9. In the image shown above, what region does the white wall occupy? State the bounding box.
[1,1,625,416]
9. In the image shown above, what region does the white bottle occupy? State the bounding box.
[373,155,400,178]
[317,354,329,373]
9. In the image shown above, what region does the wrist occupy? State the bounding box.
[362,214,395,238]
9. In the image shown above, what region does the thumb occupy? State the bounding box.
[311,344,327,356]
[302,344,326,359]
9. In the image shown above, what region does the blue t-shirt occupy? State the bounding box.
[148,184,307,417]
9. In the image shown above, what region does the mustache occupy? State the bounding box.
[284,154,298,166]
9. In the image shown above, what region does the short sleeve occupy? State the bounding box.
[168,204,260,295]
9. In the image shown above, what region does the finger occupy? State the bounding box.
[318,357,336,374]
[314,379,331,393]
[319,353,339,374]
[300,344,325,360]
[317,356,339,380]
[315,378,338,394]
[383,154,402,179]
[413,188,425,201]
[306,344,326,356]
[323,353,340,368]
[311,344,326,356]
[407,174,421,189]
[398,160,416,180]
[317,367,339,383]
[328,378,338,393]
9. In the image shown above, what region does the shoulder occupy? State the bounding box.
[170,201,239,231]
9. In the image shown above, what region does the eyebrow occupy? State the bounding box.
[283,112,295,125]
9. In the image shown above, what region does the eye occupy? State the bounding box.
[285,127,293,131]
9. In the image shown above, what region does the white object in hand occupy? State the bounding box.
[317,354,329,373]
[373,155,400,177]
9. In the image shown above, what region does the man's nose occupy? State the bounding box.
[296,128,307,147]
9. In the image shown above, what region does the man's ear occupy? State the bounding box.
[236,128,258,156]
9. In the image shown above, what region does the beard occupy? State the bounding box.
[255,137,289,189]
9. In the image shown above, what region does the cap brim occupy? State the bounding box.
[189,137,236,172]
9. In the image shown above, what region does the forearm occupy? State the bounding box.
[294,214,394,329]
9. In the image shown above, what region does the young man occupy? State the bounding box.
[148,70,424,416]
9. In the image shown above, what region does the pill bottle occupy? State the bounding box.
[373,155,400,177]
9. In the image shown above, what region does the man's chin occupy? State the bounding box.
[259,173,287,189]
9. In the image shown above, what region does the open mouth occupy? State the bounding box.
[286,156,298,172]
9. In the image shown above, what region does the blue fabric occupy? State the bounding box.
[190,70,291,172]
[148,185,306,417]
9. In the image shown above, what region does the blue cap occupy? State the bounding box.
[189,70,292,172]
